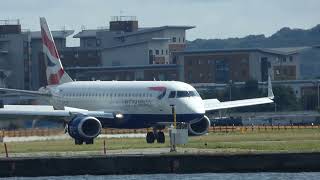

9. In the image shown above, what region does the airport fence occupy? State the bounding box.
[209,124,320,133]
[0,125,320,137]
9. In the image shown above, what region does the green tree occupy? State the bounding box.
[273,85,300,111]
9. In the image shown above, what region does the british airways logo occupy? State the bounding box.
[148,86,167,100]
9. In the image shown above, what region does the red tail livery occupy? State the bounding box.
[40,17,72,85]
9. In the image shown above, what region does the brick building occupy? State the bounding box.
[66,64,179,81]
[174,47,304,83]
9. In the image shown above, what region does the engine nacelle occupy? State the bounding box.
[68,115,102,140]
[188,115,211,136]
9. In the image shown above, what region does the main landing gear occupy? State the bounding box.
[74,138,94,145]
[146,128,165,144]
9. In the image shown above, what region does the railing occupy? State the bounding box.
[209,125,320,133]
[0,125,320,138]
[0,19,20,25]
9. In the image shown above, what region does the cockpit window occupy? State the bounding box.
[168,91,176,98]
[157,89,166,100]
[188,91,200,97]
[177,91,189,98]
[169,90,200,98]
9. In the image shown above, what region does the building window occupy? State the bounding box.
[282,57,286,63]
[172,56,177,64]
[166,50,168,55]
[241,58,247,64]
[23,41,29,48]
[289,56,293,62]
[188,71,192,80]
[88,52,94,58]
[242,70,247,77]
[183,37,185,42]
[161,49,164,55]
[149,49,153,55]
[172,37,176,43]
[96,39,101,46]
[178,37,181,43]
[86,40,93,47]
[215,60,229,83]
[155,50,159,55]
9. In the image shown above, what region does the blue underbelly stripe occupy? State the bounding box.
[99,113,204,129]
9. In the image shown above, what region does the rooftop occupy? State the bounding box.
[31,30,74,39]
[113,26,195,38]
[177,47,312,56]
[102,38,170,50]
[73,26,195,38]
[73,29,107,38]
[66,64,178,71]
[0,19,20,26]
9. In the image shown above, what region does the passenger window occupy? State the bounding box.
[168,91,176,98]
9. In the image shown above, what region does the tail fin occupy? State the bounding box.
[40,17,73,85]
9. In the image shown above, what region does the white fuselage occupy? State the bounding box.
[44,81,205,128]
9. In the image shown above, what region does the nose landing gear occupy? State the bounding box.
[146,128,165,144]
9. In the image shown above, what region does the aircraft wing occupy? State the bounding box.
[204,76,274,111]
[0,88,51,97]
[203,97,273,111]
[0,105,114,121]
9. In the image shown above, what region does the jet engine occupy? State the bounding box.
[67,115,102,144]
[188,115,211,136]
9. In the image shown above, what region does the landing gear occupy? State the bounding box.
[157,131,165,144]
[74,139,94,145]
[75,139,83,145]
[85,139,94,145]
[146,128,165,144]
[146,132,155,144]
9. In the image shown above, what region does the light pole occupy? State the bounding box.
[313,80,320,109]
[317,80,320,109]
[229,80,233,101]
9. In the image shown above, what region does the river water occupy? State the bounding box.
[2,173,320,180]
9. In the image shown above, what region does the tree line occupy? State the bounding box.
[199,80,318,112]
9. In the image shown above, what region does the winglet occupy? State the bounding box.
[268,76,274,99]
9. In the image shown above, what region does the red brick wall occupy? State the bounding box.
[273,65,296,80]
[183,53,250,83]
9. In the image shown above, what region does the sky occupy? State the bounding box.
[1,0,319,46]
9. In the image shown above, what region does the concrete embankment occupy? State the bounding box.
[1,152,320,177]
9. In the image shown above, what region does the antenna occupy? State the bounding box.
[81,25,86,31]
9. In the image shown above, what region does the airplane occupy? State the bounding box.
[0,17,274,145]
